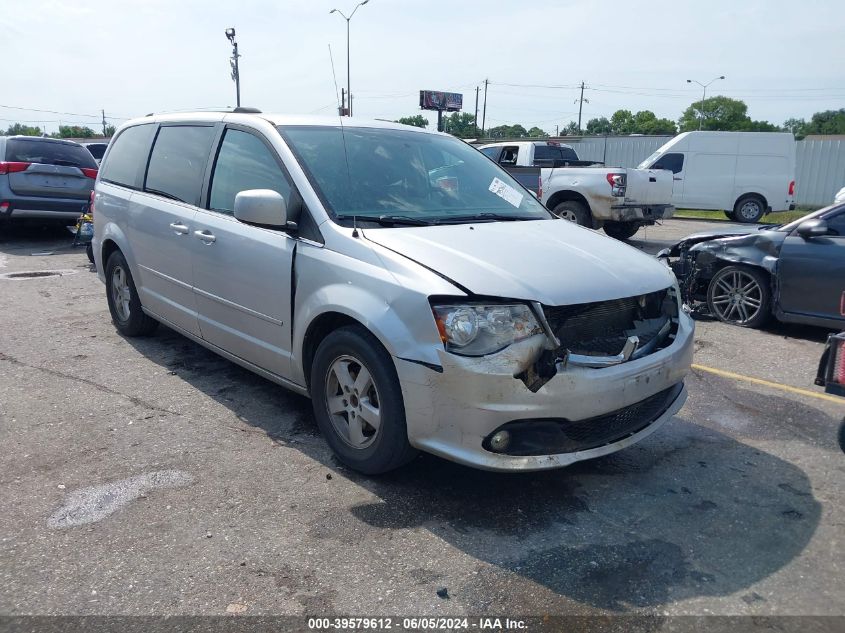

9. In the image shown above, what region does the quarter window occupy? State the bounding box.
[99,124,156,189]
[209,129,293,215]
[145,125,215,205]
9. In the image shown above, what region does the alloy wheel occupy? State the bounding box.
[710,269,763,324]
[324,354,382,449]
[111,265,131,321]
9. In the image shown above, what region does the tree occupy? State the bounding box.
[801,109,845,135]
[783,117,807,138]
[585,116,612,135]
[444,112,478,138]
[395,115,428,128]
[678,96,776,132]
[54,125,97,138]
[610,110,636,135]
[558,121,580,136]
[526,126,548,138]
[4,123,43,136]
[104,124,116,137]
[487,124,529,139]
[632,110,677,135]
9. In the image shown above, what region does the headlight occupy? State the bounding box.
[431,303,542,356]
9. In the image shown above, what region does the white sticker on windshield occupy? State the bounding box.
[488,177,524,208]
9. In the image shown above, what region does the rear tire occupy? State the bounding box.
[603,221,641,240]
[85,242,94,264]
[310,326,417,474]
[105,251,158,337]
[733,195,766,223]
[551,200,590,227]
[706,265,771,328]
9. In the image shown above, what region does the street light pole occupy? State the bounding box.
[330,1,369,117]
[686,75,725,131]
[225,27,241,108]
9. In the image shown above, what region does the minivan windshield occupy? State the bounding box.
[279,125,550,225]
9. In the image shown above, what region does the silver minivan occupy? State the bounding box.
[93,111,693,474]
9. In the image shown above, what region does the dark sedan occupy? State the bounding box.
[658,205,845,329]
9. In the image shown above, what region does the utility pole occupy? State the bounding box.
[225,28,241,107]
[555,124,559,137]
[474,86,480,136]
[481,78,488,137]
[101,109,107,137]
[340,88,347,116]
[575,80,588,133]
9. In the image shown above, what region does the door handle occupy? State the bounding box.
[193,229,216,244]
[649,176,657,182]
[673,177,683,181]
[169,222,189,235]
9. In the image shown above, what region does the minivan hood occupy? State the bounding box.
[364,219,676,305]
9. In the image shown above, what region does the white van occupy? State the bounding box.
[638,131,796,223]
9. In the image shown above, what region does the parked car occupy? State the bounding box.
[477,140,674,240]
[82,142,109,165]
[638,131,796,223]
[834,186,845,205]
[0,136,98,225]
[658,205,845,329]
[94,112,693,474]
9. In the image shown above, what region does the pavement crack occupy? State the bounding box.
[0,351,180,416]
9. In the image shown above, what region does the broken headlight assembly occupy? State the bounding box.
[431,303,542,356]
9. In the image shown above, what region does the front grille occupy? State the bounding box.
[484,383,683,456]
[543,288,677,357]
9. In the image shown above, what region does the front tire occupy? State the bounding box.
[733,195,766,223]
[105,251,158,337]
[551,200,590,227]
[310,326,416,474]
[724,210,737,221]
[706,265,771,328]
[603,221,641,240]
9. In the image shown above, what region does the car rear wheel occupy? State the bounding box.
[603,221,641,240]
[551,200,590,227]
[310,325,416,474]
[706,265,770,328]
[733,195,766,223]
[105,251,158,337]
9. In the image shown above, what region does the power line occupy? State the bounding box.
[0,103,130,120]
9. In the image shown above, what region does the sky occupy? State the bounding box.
[2,0,844,135]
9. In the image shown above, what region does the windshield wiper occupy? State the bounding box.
[336,215,436,226]
[436,213,541,224]
[145,188,186,203]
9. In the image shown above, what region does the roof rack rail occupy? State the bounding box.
[232,107,262,113]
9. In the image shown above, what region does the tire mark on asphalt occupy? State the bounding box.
[0,350,180,416]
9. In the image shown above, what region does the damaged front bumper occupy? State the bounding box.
[396,309,693,471]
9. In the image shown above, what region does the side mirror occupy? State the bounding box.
[234,189,287,228]
[796,218,829,239]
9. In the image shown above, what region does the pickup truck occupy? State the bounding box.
[477,140,675,240]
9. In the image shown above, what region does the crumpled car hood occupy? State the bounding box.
[364,219,676,305]
[661,224,782,256]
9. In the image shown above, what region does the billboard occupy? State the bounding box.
[419,90,463,112]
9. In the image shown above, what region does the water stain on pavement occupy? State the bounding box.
[47,470,193,528]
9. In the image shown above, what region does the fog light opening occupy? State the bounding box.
[489,430,511,452]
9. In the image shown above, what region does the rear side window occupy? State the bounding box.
[145,125,215,205]
[6,139,97,169]
[825,210,845,236]
[533,145,579,163]
[100,124,156,188]
[651,152,684,174]
[208,129,293,215]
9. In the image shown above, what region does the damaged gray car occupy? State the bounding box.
[658,205,845,329]
[95,113,694,474]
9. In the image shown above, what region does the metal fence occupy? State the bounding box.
[507,135,845,208]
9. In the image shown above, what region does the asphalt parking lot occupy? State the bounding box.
[0,219,842,620]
